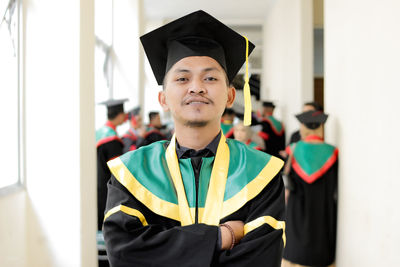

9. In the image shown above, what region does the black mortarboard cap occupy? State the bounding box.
[140,10,255,85]
[262,101,275,108]
[99,98,128,114]
[127,106,141,119]
[295,110,328,129]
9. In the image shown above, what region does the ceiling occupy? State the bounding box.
[143,0,277,23]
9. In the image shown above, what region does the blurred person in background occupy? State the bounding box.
[95,99,127,230]
[221,108,236,138]
[122,106,145,153]
[136,111,167,148]
[258,101,285,158]
[288,102,323,145]
[282,110,338,267]
[234,120,262,151]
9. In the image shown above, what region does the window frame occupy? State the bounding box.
[0,0,24,196]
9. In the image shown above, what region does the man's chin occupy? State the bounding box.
[184,120,209,128]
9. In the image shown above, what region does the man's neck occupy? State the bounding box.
[106,120,118,130]
[149,124,160,129]
[175,121,221,151]
[264,112,273,117]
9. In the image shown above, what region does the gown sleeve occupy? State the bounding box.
[102,140,123,162]
[215,173,286,267]
[103,175,219,267]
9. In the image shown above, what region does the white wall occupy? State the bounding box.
[324,0,400,266]
[0,0,96,266]
[262,0,313,138]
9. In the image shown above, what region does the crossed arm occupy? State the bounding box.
[103,174,285,267]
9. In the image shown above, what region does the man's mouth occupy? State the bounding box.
[187,101,209,105]
[183,97,211,105]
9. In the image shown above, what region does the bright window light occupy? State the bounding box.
[0,0,21,190]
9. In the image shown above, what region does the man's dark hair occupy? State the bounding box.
[304,101,323,112]
[222,108,235,116]
[149,111,160,122]
[108,110,123,120]
[305,122,322,129]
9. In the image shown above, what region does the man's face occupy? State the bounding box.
[159,56,235,128]
[151,114,162,128]
[116,112,127,126]
[131,115,142,128]
[262,107,274,117]
[234,123,249,143]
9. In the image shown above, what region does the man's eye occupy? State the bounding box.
[205,77,217,81]
[176,77,188,82]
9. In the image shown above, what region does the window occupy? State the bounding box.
[94,0,113,129]
[0,0,22,191]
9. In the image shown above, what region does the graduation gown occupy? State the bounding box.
[283,138,338,266]
[258,116,285,158]
[221,121,234,139]
[121,128,142,153]
[136,125,166,149]
[288,130,301,145]
[246,139,262,151]
[96,122,123,230]
[103,135,286,267]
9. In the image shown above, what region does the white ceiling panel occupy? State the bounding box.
[143,0,276,22]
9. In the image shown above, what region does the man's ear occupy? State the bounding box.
[158,91,170,112]
[226,86,236,108]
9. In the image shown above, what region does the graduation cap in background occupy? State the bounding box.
[232,74,260,101]
[126,106,141,126]
[99,98,128,116]
[222,108,236,116]
[295,110,328,129]
[234,111,260,127]
[249,75,260,101]
[127,106,141,120]
[140,10,255,125]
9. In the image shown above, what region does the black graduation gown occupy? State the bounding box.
[103,138,286,267]
[97,139,123,231]
[283,141,338,266]
[259,117,286,158]
[288,130,301,144]
[136,126,166,149]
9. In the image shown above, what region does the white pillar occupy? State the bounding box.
[79,0,97,266]
[325,0,400,266]
[23,0,96,266]
[262,0,313,137]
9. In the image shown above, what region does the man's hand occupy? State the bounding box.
[220,220,244,250]
[279,150,288,159]
[285,189,290,205]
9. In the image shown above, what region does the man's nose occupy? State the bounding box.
[189,78,206,94]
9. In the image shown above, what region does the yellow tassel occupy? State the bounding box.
[243,82,252,126]
[243,35,252,126]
